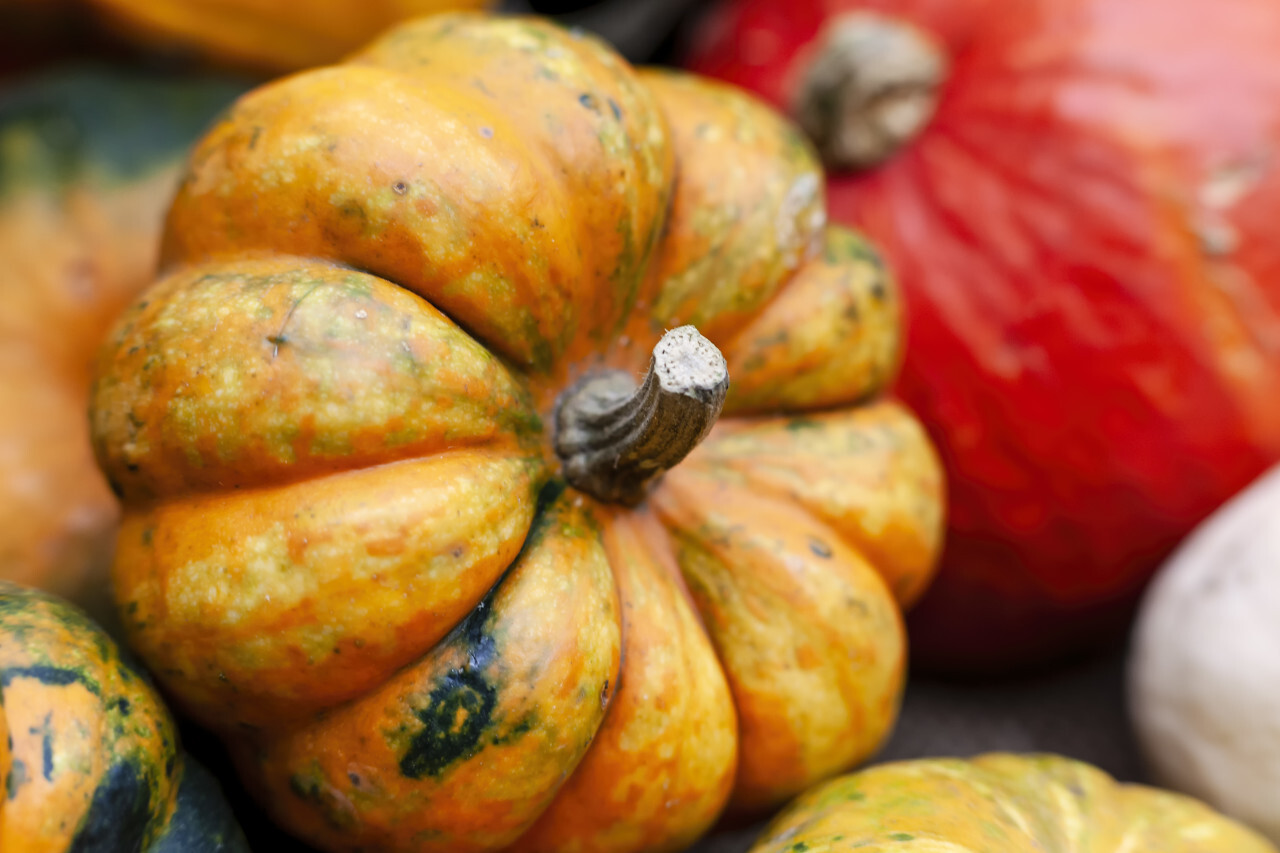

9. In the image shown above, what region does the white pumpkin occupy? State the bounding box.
[1128,463,1280,844]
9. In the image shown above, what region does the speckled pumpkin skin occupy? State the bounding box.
[0,581,248,853]
[89,13,946,853]
[0,69,243,630]
[749,753,1279,852]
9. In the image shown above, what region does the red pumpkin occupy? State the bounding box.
[685,0,1280,672]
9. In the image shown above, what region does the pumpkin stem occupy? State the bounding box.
[554,325,728,505]
[791,11,947,171]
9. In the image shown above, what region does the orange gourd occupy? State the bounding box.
[748,753,1278,852]
[86,0,494,73]
[0,581,248,852]
[89,13,946,852]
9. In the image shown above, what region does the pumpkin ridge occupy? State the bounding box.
[112,448,545,731]
[231,488,621,852]
[506,504,738,853]
[649,470,905,812]
[687,402,945,607]
[91,256,543,501]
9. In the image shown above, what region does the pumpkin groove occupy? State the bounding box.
[91,12,946,852]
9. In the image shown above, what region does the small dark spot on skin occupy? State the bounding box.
[6,759,27,799]
[139,301,148,310]
[600,679,610,710]
[348,772,361,787]
[141,528,153,546]
[217,672,229,683]
[125,463,140,474]
[578,92,600,113]
[607,98,622,121]
[808,537,833,559]
[392,181,408,195]
[451,546,464,559]
[38,714,54,781]
[353,639,365,649]
[531,217,544,229]
[1,665,99,695]
[869,280,887,302]
[126,602,138,615]
[127,346,140,356]
[247,126,262,150]
[888,834,915,842]
[786,417,821,432]
[112,698,131,716]
[479,126,493,139]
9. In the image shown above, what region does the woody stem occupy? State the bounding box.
[554,325,729,506]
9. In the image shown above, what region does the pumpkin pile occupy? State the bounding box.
[4,3,1276,852]
[0,581,248,852]
[685,0,1280,673]
[86,12,945,852]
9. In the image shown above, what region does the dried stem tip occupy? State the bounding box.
[555,326,729,506]
[791,11,947,171]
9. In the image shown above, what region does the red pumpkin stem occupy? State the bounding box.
[555,325,728,505]
[791,11,947,171]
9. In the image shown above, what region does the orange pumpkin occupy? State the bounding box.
[95,0,492,73]
[0,68,243,628]
[89,13,946,853]
[0,581,248,852]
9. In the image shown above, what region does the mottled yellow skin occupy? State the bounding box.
[92,257,539,497]
[90,12,946,853]
[749,754,1279,852]
[722,227,902,416]
[689,403,944,609]
[233,493,621,853]
[507,508,738,853]
[636,70,826,349]
[652,466,905,814]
